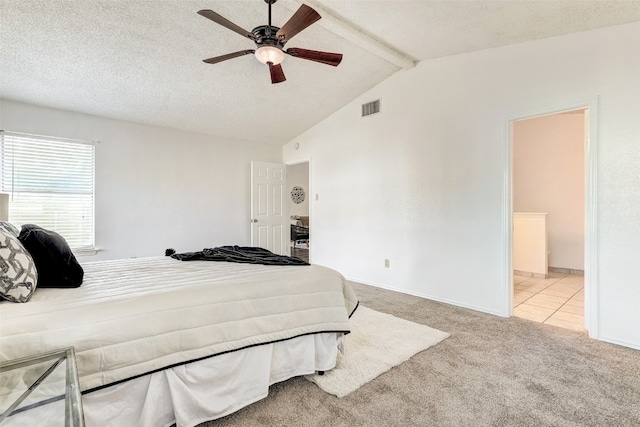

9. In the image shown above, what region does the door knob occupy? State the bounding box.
[252,219,258,223]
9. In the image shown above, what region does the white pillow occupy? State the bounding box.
[0,228,38,303]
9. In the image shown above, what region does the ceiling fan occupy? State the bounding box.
[198,0,343,84]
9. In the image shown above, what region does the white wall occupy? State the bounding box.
[284,22,640,349]
[513,112,585,271]
[0,100,281,261]
[287,162,309,218]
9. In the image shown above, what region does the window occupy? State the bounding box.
[1,131,96,252]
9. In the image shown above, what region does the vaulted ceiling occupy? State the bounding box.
[1,1,638,145]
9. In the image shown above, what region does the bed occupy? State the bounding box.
[0,256,358,426]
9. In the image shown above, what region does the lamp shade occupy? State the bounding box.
[254,46,285,65]
[0,193,8,221]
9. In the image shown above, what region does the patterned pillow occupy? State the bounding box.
[0,221,20,237]
[0,228,38,303]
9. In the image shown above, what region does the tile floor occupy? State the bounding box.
[513,273,585,332]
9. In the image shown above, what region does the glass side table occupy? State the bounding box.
[0,347,85,426]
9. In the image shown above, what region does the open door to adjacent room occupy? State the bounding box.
[287,161,310,262]
[509,106,592,333]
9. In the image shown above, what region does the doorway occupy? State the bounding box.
[505,101,598,338]
[287,161,310,262]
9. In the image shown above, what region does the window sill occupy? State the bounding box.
[72,248,101,257]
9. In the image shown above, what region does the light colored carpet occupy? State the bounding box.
[305,306,449,398]
[202,282,640,426]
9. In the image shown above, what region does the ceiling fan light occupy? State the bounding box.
[255,46,285,65]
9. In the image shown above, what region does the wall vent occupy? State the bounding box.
[361,99,381,117]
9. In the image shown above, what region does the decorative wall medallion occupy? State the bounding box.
[291,186,305,204]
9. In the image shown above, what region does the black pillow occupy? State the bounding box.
[18,224,84,288]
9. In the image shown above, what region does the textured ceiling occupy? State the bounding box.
[1,1,639,145]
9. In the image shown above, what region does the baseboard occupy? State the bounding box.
[597,335,640,351]
[514,270,548,279]
[549,266,584,276]
[513,267,585,278]
[345,276,505,318]
[346,278,640,351]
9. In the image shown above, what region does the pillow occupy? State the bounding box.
[0,221,20,237]
[0,228,38,302]
[18,224,83,288]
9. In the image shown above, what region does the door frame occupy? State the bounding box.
[285,158,311,259]
[502,97,599,338]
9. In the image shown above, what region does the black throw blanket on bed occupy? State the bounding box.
[170,245,309,266]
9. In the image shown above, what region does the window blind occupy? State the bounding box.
[0,131,95,251]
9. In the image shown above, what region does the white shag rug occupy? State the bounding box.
[305,306,450,398]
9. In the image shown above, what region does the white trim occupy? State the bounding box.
[502,118,514,317]
[503,98,599,338]
[584,101,599,339]
[73,248,101,256]
[597,336,640,351]
[513,212,548,218]
[285,158,312,167]
[346,276,505,317]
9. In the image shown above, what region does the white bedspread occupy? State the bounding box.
[0,257,358,392]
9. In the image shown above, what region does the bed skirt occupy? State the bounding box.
[3,332,341,427]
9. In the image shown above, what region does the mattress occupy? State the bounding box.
[0,257,359,392]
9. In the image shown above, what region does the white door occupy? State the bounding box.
[251,161,287,254]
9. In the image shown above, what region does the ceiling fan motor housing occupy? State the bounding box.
[252,25,285,49]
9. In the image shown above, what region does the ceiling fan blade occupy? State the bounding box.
[203,50,255,64]
[286,48,343,67]
[198,9,257,40]
[275,4,321,43]
[269,63,286,84]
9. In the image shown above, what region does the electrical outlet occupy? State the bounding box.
[384,259,390,268]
